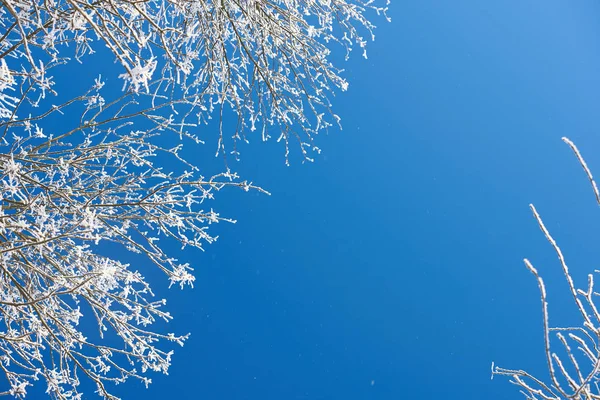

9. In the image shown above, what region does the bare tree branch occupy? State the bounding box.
[493,138,600,400]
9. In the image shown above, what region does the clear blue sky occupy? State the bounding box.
[26,0,600,398]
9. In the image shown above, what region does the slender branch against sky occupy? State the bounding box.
[493,137,600,400]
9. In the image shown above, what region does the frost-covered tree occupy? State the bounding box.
[0,94,267,399]
[492,137,600,399]
[1,0,389,162]
[0,0,388,397]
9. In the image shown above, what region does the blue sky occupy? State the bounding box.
[22,0,600,399]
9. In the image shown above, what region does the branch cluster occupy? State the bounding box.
[493,137,600,400]
[0,77,266,398]
[0,0,386,396]
[1,0,389,162]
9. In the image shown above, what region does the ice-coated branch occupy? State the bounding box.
[0,0,389,163]
[492,138,600,400]
[0,79,268,398]
[0,0,385,396]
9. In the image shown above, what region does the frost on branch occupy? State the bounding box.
[1,0,389,162]
[119,58,158,93]
[492,138,600,399]
[0,0,384,396]
[0,60,16,119]
[0,80,267,399]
